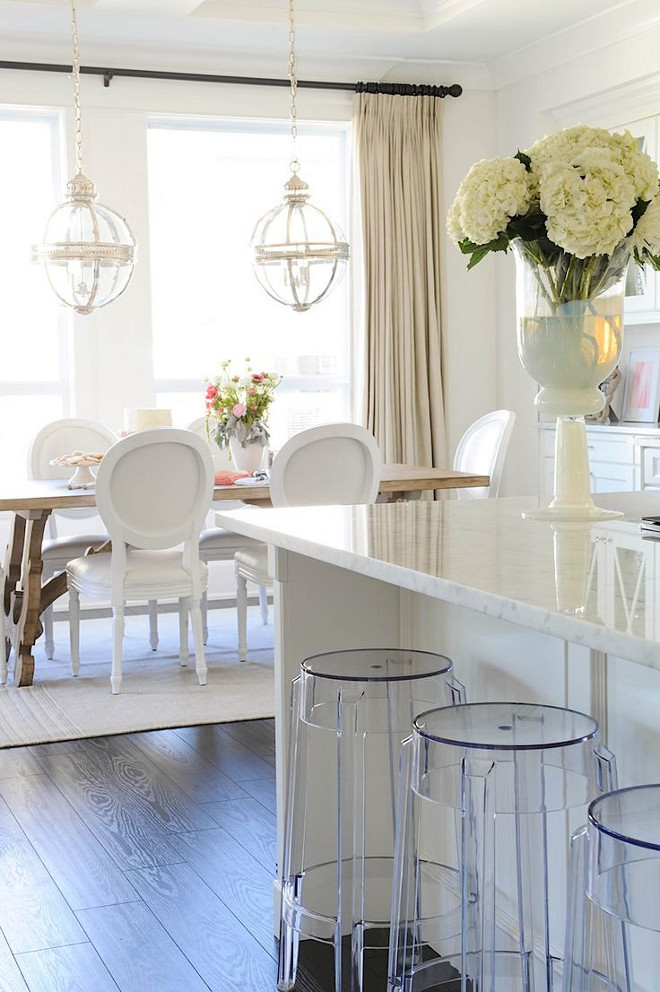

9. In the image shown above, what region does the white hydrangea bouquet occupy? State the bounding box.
[448,124,660,520]
[447,123,660,294]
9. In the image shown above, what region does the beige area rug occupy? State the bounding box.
[0,606,275,749]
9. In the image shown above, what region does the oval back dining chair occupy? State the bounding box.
[452,409,516,499]
[66,428,214,693]
[234,422,381,661]
[268,421,381,507]
[27,417,118,660]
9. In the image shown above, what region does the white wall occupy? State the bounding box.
[493,27,660,495]
[441,87,498,460]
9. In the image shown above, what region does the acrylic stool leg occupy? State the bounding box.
[277,918,299,992]
[278,677,308,992]
[388,738,415,992]
[461,755,496,992]
[512,748,551,991]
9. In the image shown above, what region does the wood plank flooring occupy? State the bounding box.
[0,719,403,992]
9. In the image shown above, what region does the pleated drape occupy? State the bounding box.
[354,92,447,470]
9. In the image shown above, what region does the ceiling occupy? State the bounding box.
[0,0,658,88]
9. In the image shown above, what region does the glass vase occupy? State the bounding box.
[514,242,627,520]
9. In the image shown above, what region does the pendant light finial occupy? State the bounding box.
[251,0,349,312]
[32,0,136,316]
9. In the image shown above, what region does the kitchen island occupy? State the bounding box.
[216,492,660,975]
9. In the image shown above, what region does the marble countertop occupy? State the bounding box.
[216,492,660,670]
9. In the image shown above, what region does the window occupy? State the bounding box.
[0,110,67,469]
[147,117,351,449]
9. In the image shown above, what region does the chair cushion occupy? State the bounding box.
[42,533,110,560]
[67,549,208,600]
[199,527,261,553]
[235,544,269,579]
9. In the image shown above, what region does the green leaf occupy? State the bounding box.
[463,234,510,269]
[630,197,651,233]
[506,211,547,242]
[514,150,532,171]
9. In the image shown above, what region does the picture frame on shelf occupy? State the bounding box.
[622,349,660,422]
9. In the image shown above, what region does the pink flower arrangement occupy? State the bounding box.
[204,359,282,451]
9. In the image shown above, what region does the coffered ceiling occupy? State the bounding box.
[0,0,657,88]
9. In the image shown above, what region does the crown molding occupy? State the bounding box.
[548,71,660,129]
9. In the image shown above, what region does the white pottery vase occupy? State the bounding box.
[514,243,627,521]
[229,436,265,475]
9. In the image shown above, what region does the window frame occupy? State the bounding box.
[146,113,353,437]
[0,105,70,417]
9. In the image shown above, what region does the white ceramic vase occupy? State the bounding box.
[229,436,265,475]
[514,243,627,521]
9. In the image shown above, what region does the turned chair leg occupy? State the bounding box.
[147,599,159,650]
[179,599,190,665]
[201,590,209,645]
[69,586,81,677]
[111,605,123,694]
[235,566,248,662]
[190,598,207,686]
[43,603,56,660]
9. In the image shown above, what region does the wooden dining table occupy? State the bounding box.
[1,464,489,687]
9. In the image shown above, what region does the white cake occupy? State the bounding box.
[124,408,173,431]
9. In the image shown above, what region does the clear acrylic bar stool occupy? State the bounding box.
[388,702,617,992]
[563,784,660,992]
[277,648,465,992]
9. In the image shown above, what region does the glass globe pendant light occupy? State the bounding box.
[32,0,136,315]
[251,0,349,312]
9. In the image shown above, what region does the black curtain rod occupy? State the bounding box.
[0,60,462,97]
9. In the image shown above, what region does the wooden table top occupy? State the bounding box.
[0,465,489,512]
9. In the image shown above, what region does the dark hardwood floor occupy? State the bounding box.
[0,720,404,992]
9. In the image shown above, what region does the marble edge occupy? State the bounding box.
[215,508,660,672]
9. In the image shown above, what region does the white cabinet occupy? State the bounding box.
[540,423,660,494]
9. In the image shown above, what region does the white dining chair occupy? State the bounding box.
[66,428,214,693]
[452,409,516,499]
[234,422,381,661]
[27,418,119,659]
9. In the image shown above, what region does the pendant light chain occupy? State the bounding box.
[70,0,84,176]
[288,0,299,174]
[32,0,136,314]
[250,0,348,311]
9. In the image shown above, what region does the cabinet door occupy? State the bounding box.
[620,117,658,317]
[587,429,635,493]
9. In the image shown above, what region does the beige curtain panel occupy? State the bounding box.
[354,90,447,469]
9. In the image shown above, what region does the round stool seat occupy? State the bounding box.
[300,649,455,734]
[416,700,598,751]
[589,783,660,850]
[303,647,453,682]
